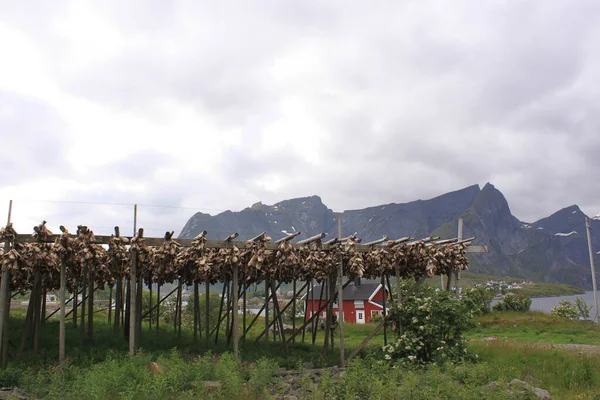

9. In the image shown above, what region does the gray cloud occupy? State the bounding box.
[0,91,71,184]
[1,0,600,233]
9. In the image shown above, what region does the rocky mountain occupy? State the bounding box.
[179,184,600,289]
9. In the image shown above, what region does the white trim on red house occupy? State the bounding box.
[367,284,383,301]
[368,300,384,309]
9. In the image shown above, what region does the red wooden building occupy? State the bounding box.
[304,280,389,324]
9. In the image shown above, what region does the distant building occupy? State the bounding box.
[304,280,389,324]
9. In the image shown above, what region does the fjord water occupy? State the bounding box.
[514,291,600,317]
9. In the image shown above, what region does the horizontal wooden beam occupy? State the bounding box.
[14,233,482,253]
[466,245,487,253]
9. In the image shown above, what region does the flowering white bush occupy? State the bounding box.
[551,298,590,320]
[384,285,475,365]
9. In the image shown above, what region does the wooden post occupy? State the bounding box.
[148,277,153,330]
[337,215,345,367]
[381,275,387,346]
[87,261,94,344]
[225,281,231,340]
[302,279,310,343]
[176,283,182,340]
[242,283,247,344]
[156,284,161,334]
[80,265,86,336]
[18,288,35,359]
[129,248,137,355]
[264,280,269,347]
[33,269,42,354]
[41,287,46,324]
[108,285,113,324]
[205,282,210,349]
[585,217,599,323]
[193,282,199,343]
[0,200,12,368]
[73,280,78,328]
[114,276,121,332]
[454,218,463,295]
[292,280,296,343]
[137,275,143,345]
[59,256,66,363]
[232,264,239,360]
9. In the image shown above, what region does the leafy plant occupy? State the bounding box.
[551,297,591,321]
[385,285,475,365]
[462,285,495,315]
[492,293,531,312]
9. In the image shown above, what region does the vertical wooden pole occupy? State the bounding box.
[0,200,12,368]
[232,265,239,360]
[148,277,153,330]
[337,215,345,367]
[264,280,269,347]
[59,256,67,363]
[80,266,86,336]
[193,282,199,343]
[585,217,599,323]
[87,262,94,344]
[215,283,226,344]
[108,285,113,324]
[381,275,387,346]
[156,284,161,334]
[242,283,247,344]
[205,282,210,349]
[137,276,142,345]
[177,283,182,340]
[292,280,296,343]
[455,218,463,295]
[73,280,78,328]
[129,249,137,355]
[174,284,179,334]
[41,287,46,324]
[18,288,35,359]
[225,281,231,340]
[33,270,42,354]
[302,279,310,343]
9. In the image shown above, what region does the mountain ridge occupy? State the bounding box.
[179,184,599,289]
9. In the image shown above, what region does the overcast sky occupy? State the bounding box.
[1,0,599,237]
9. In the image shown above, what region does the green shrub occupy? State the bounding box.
[492,293,531,312]
[462,285,495,315]
[385,286,475,365]
[551,297,591,321]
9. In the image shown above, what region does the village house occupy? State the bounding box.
[304,279,389,324]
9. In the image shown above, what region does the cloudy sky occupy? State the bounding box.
[1,0,599,237]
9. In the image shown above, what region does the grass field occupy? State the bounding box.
[426,271,585,297]
[2,308,600,398]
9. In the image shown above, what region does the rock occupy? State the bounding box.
[523,375,542,385]
[509,379,532,394]
[302,362,314,370]
[533,387,551,400]
[482,381,501,392]
[204,381,221,392]
[0,387,28,400]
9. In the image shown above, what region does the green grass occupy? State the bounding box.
[467,341,600,399]
[466,311,600,345]
[434,272,585,297]
[4,309,600,399]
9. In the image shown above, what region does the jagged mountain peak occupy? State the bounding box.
[178,184,599,289]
